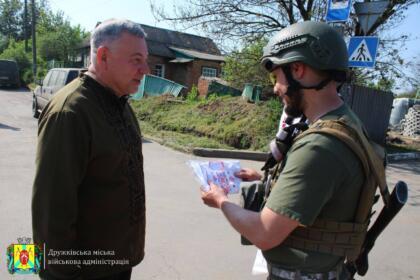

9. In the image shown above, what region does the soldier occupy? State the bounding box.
[201,21,368,280]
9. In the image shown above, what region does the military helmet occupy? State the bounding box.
[261,21,348,72]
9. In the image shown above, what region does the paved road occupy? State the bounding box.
[0,88,419,280]
[0,88,38,279]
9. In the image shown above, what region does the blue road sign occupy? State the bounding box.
[326,0,352,22]
[348,36,379,68]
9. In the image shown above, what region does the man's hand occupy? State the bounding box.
[201,182,228,209]
[201,182,299,250]
[234,168,262,181]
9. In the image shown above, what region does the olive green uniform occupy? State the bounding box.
[32,74,146,279]
[263,104,365,273]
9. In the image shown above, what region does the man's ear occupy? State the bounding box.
[290,62,305,80]
[96,46,109,68]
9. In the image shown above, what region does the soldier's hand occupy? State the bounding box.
[201,182,228,209]
[234,168,262,181]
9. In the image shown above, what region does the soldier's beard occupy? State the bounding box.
[283,88,303,118]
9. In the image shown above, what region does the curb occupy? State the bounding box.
[387,152,420,163]
[144,137,420,163]
[193,148,420,163]
[192,148,268,162]
[142,135,191,154]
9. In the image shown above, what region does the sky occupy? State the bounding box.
[48,0,177,33]
[48,0,419,91]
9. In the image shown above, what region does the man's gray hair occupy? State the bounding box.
[90,18,147,64]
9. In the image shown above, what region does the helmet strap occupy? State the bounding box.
[282,65,332,97]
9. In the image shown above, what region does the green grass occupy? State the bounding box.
[140,121,232,152]
[131,95,282,152]
[27,83,36,91]
[132,95,420,154]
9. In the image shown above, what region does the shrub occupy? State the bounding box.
[186,85,198,103]
[0,40,31,82]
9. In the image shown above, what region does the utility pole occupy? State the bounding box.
[24,0,28,52]
[31,0,36,80]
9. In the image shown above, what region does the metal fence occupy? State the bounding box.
[340,84,394,145]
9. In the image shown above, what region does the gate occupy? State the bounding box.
[340,84,394,145]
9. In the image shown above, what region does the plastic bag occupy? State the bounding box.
[188,160,241,194]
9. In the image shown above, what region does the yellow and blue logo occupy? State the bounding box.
[7,238,43,274]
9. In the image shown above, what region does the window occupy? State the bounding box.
[46,71,59,87]
[43,71,52,86]
[202,67,217,77]
[84,54,90,68]
[66,71,79,84]
[55,71,67,86]
[154,64,165,78]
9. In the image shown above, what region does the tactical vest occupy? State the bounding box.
[270,116,390,262]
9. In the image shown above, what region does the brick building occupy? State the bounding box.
[74,24,225,92]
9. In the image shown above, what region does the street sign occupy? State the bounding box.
[348,36,379,68]
[326,0,352,22]
[354,1,389,34]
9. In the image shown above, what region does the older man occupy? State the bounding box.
[32,19,149,280]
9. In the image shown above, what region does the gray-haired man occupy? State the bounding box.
[32,19,150,280]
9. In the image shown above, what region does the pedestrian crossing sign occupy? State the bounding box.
[348,36,379,68]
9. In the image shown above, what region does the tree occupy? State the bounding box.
[408,53,420,89]
[0,0,50,41]
[222,38,271,89]
[0,33,9,52]
[367,77,395,92]
[0,39,32,79]
[151,0,419,88]
[0,0,23,40]
[395,89,417,98]
[37,10,86,64]
[0,0,87,83]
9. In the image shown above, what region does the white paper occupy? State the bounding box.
[252,249,268,275]
[187,160,241,193]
